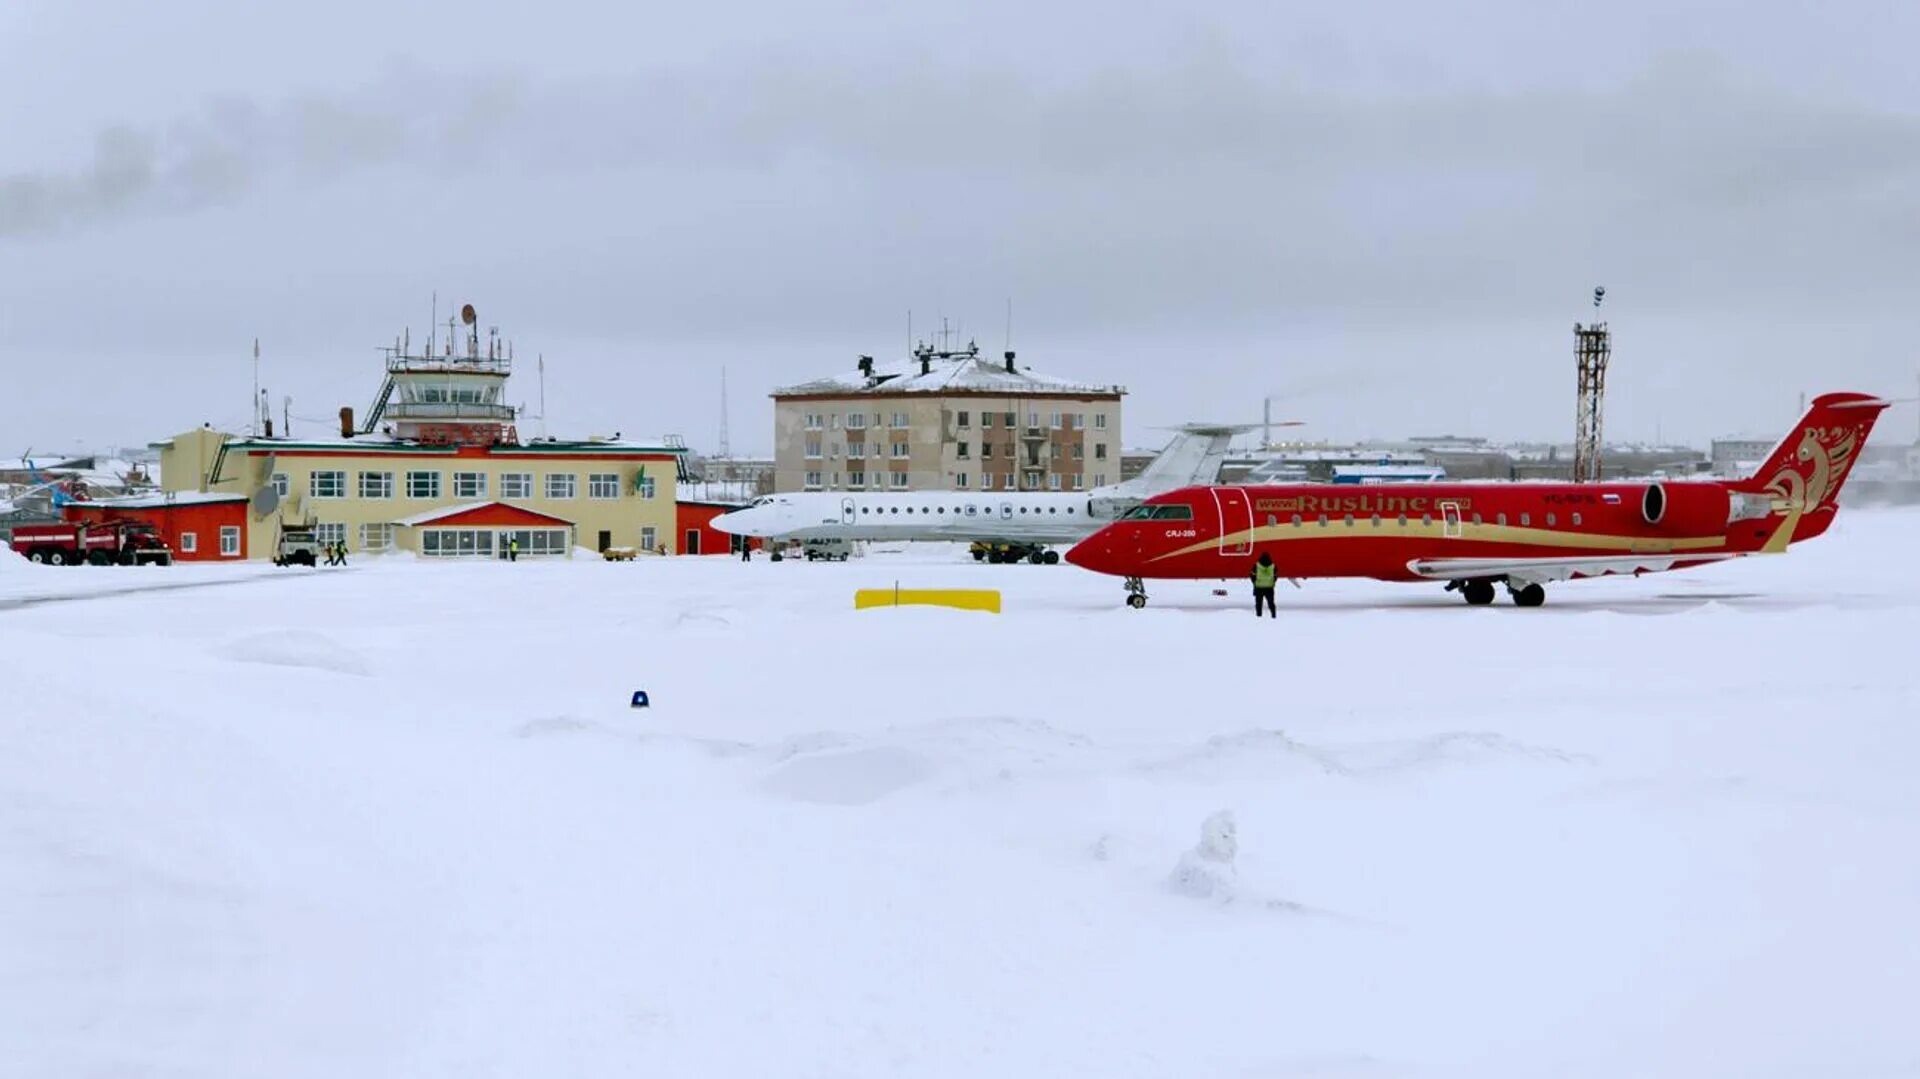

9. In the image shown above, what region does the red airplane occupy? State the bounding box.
[1065,391,1890,608]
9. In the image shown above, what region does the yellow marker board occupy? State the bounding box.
[854,588,1001,614]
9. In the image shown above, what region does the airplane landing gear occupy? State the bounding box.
[1459,579,1496,606]
[1509,581,1546,607]
[1124,576,1148,609]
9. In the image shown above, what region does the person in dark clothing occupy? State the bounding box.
[1250,552,1278,618]
[322,542,337,567]
[740,542,751,562]
[334,541,347,566]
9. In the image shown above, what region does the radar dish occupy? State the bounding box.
[250,486,280,516]
[460,303,477,326]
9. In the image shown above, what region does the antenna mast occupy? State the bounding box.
[1572,285,1611,483]
[718,366,732,459]
[251,338,261,436]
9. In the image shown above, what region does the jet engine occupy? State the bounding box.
[1641,483,1730,532]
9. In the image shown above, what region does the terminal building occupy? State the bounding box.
[152,307,686,559]
[770,342,1124,494]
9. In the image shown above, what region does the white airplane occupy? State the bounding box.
[712,424,1259,560]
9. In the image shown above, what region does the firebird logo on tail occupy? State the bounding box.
[1764,425,1859,515]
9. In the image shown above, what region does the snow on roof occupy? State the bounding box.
[157,429,687,455]
[391,501,498,526]
[774,347,1123,398]
[70,491,247,509]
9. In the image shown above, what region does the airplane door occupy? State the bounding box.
[841,497,855,525]
[1440,501,1462,539]
[1211,487,1253,556]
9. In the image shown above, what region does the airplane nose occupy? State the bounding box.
[1065,537,1106,572]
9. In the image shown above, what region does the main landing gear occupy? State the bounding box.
[1446,578,1545,607]
[1124,576,1148,609]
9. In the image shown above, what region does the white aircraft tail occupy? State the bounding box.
[1100,424,1256,498]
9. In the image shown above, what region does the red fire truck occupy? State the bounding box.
[8,520,174,565]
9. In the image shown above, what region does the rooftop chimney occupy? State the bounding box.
[1004,350,1016,373]
[857,355,874,378]
[339,406,355,439]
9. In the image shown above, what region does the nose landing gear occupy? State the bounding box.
[1124,576,1148,609]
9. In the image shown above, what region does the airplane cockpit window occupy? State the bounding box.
[1123,505,1193,521]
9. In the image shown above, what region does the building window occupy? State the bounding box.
[218,527,240,556]
[829,413,840,429]
[637,475,656,499]
[1094,414,1108,429]
[270,473,289,496]
[846,413,866,429]
[359,523,393,552]
[545,473,577,499]
[849,470,865,486]
[804,471,823,489]
[405,471,441,499]
[957,441,970,458]
[454,472,487,499]
[501,472,532,499]
[314,523,346,547]
[310,470,346,499]
[804,413,823,430]
[589,473,620,499]
[500,528,570,557]
[180,532,198,553]
[982,413,994,428]
[957,410,971,427]
[1049,411,1062,429]
[956,473,969,488]
[890,472,908,489]
[357,471,393,499]
[805,439,822,458]
[1094,444,1107,459]
[1094,473,1106,486]
[1072,474,1084,490]
[640,526,657,552]
[1072,444,1083,459]
[419,528,493,558]
[891,439,909,458]
[1048,474,1061,491]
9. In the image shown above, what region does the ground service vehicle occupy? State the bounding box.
[273,523,322,567]
[8,521,174,565]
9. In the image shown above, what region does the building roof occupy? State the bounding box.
[67,491,248,509]
[151,431,687,456]
[773,345,1124,399]
[391,501,576,528]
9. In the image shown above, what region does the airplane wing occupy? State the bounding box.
[1405,552,1746,587]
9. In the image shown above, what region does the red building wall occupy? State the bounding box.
[63,498,250,562]
[676,501,752,556]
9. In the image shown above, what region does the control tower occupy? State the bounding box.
[359,303,519,446]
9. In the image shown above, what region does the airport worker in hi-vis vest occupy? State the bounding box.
[1250,553,1278,618]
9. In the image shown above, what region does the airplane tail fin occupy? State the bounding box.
[1735,391,1890,549]
[1105,424,1256,498]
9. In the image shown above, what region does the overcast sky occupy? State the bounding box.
[3,0,1917,456]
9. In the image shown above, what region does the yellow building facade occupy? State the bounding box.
[155,427,684,559]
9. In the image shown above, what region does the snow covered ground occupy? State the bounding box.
[4,511,1919,1078]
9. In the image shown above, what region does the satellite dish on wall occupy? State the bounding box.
[460,304,477,326]
[250,486,280,516]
